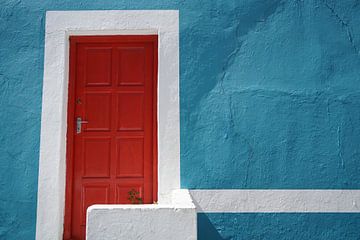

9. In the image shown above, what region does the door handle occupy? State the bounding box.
[76,117,88,134]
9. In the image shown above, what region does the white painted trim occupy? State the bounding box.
[190,190,360,213]
[86,190,197,240]
[36,10,179,240]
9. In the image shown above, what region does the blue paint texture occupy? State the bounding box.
[198,213,360,240]
[180,0,360,189]
[0,0,360,239]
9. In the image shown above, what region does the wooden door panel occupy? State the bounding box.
[117,47,146,86]
[64,35,157,240]
[84,93,112,131]
[83,137,111,178]
[117,93,144,131]
[116,137,144,178]
[84,47,112,86]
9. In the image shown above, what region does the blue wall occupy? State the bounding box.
[1,0,360,239]
[180,0,360,189]
[198,213,360,240]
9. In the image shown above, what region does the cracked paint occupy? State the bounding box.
[322,0,359,55]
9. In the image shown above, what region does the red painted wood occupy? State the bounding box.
[64,35,158,240]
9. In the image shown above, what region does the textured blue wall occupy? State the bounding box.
[198,213,360,240]
[1,0,360,239]
[181,0,360,189]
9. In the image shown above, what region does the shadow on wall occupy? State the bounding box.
[197,212,360,240]
[198,214,229,240]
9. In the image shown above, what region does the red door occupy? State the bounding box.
[64,35,158,240]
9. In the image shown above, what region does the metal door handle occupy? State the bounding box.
[76,117,88,134]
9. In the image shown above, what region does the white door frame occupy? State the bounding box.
[36,10,179,240]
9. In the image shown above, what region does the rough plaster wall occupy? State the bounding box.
[1,0,360,239]
[181,0,360,189]
[0,1,43,239]
[88,207,197,240]
[198,213,360,240]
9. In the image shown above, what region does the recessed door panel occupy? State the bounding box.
[117,47,145,86]
[117,137,144,177]
[84,48,112,86]
[118,93,144,131]
[85,93,111,131]
[65,35,157,240]
[83,138,111,177]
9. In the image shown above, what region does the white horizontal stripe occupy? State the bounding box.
[189,190,360,213]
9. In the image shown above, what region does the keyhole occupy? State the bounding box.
[76,98,82,104]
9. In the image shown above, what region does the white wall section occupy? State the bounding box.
[37,10,179,240]
[190,190,360,213]
[86,190,197,240]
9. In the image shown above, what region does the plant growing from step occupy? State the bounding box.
[128,189,143,204]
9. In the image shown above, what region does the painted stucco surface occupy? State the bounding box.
[1,0,360,239]
[198,213,360,240]
[88,206,196,240]
[87,190,197,240]
[181,0,360,189]
[190,190,360,212]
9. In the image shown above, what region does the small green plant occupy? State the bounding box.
[128,188,143,204]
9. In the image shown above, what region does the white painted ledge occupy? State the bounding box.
[87,190,197,240]
[190,190,360,213]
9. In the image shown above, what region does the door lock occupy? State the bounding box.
[76,117,88,134]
